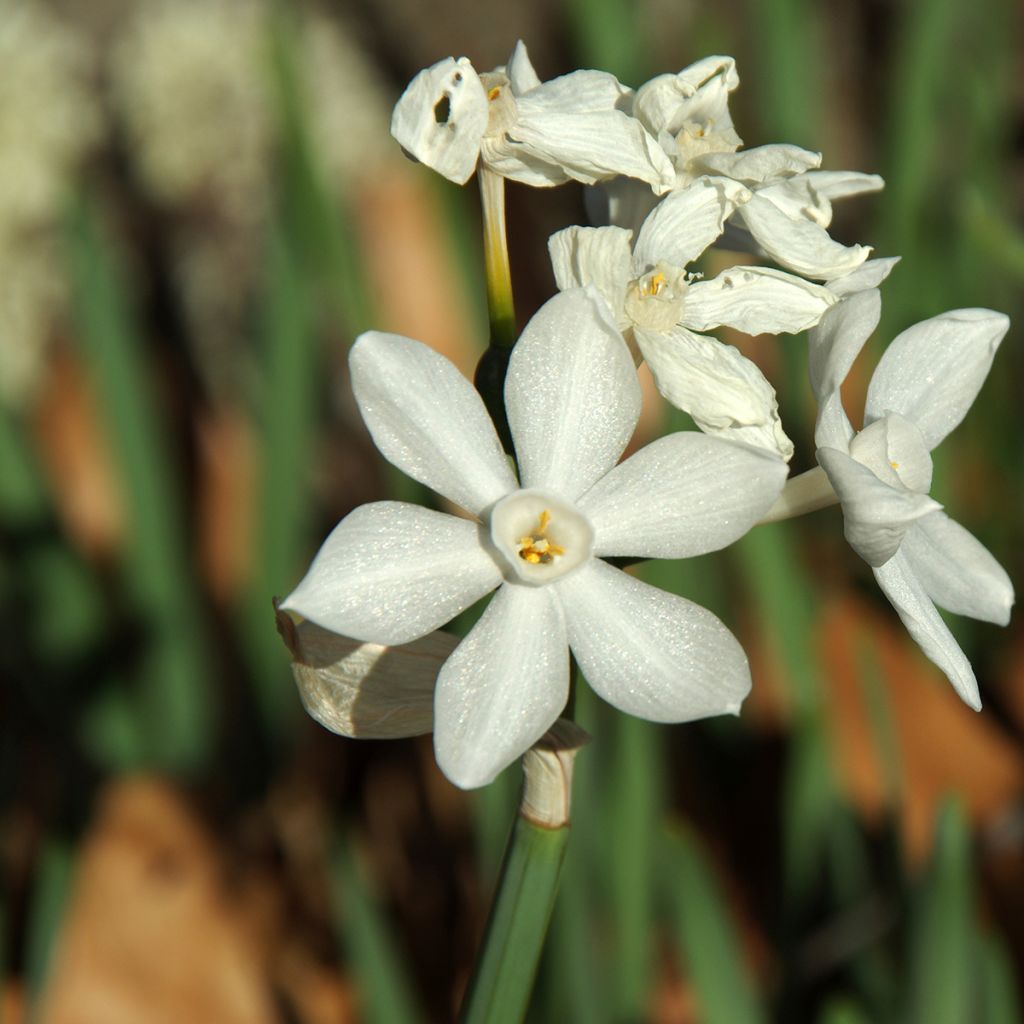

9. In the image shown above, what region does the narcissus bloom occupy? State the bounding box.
[390,41,673,192]
[809,289,1014,708]
[283,288,787,788]
[551,177,839,460]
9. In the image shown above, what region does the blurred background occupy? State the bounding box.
[1,0,1022,1021]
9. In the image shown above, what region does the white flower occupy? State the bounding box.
[551,178,840,460]
[591,56,882,281]
[390,40,674,192]
[809,289,1014,708]
[282,288,788,788]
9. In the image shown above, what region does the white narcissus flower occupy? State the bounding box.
[390,40,674,192]
[551,177,840,460]
[282,288,788,788]
[808,289,1013,708]
[591,56,882,281]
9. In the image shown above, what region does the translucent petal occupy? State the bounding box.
[738,192,870,280]
[281,502,502,645]
[390,57,488,184]
[632,177,750,271]
[557,560,751,721]
[636,325,793,460]
[547,225,633,325]
[685,265,836,335]
[694,144,821,185]
[873,550,981,710]
[827,257,900,297]
[433,584,568,789]
[808,289,881,449]
[901,513,1014,625]
[506,288,640,499]
[350,331,517,516]
[505,39,541,94]
[579,432,787,558]
[864,308,1010,450]
[817,447,941,567]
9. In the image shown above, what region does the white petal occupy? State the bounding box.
[507,85,675,191]
[864,308,1010,450]
[506,288,641,499]
[827,257,900,297]
[901,513,1014,625]
[547,225,633,324]
[632,177,750,271]
[579,432,787,558]
[633,57,739,138]
[280,614,457,739]
[808,289,881,449]
[586,175,659,234]
[848,414,933,494]
[636,325,794,460]
[817,447,941,567]
[281,502,502,645]
[433,584,568,789]
[873,550,981,710]
[694,144,821,185]
[557,560,751,721]
[505,40,541,94]
[350,332,516,516]
[390,57,488,185]
[804,169,885,204]
[737,193,870,280]
[684,265,836,334]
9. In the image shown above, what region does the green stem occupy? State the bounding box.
[458,722,585,1024]
[478,167,516,350]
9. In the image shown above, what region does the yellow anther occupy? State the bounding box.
[488,86,502,101]
[517,510,565,565]
[890,461,900,469]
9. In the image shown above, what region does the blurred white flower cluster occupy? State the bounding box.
[0,0,101,407]
[284,42,1014,789]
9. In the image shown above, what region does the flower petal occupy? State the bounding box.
[900,513,1014,625]
[636,325,793,460]
[557,560,751,722]
[848,414,933,494]
[685,265,836,334]
[547,225,633,325]
[390,57,488,185]
[433,583,568,789]
[506,288,641,499]
[737,192,870,280]
[694,144,821,185]
[873,550,981,710]
[504,82,675,191]
[350,331,516,516]
[633,57,739,138]
[817,447,941,567]
[827,257,900,297]
[864,308,1010,450]
[632,176,750,271]
[505,39,541,94]
[808,288,881,450]
[278,611,457,739]
[579,432,787,558]
[281,502,502,645]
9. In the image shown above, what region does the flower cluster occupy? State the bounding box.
[281,43,1013,789]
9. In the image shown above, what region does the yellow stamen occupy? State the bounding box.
[488,86,502,101]
[517,510,565,565]
[891,461,900,469]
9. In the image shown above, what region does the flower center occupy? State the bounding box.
[489,489,594,586]
[623,262,688,332]
[480,71,517,136]
[849,414,933,494]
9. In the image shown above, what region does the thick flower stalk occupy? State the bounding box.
[550,178,840,459]
[803,288,1013,708]
[282,288,788,788]
[391,41,674,193]
[591,56,885,283]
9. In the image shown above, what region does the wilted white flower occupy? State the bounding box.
[593,56,883,281]
[551,178,840,459]
[282,288,787,788]
[807,289,1013,708]
[109,0,272,222]
[391,40,674,192]
[0,0,101,234]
